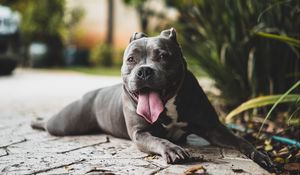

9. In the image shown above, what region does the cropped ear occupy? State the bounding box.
[160,27,178,43]
[129,32,148,43]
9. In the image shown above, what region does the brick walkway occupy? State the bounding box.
[0,69,269,175]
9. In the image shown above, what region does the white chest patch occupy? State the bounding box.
[162,96,188,141]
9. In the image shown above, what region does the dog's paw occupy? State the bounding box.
[252,151,277,172]
[162,145,190,164]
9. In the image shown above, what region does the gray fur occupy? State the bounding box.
[31,28,274,171]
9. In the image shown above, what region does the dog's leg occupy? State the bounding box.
[193,122,275,170]
[45,100,100,136]
[179,72,275,170]
[123,95,190,164]
[133,131,190,163]
[32,90,100,136]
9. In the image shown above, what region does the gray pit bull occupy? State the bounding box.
[32,28,274,170]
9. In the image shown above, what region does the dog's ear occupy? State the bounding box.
[129,32,148,43]
[160,28,178,43]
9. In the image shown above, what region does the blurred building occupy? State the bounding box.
[66,0,178,49]
[66,0,140,49]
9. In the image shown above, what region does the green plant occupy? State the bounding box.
[90,44,114,67]
[169,0,300,107]
[1,0,85,67]
[257,81,300,133]
[255,32,300,48]
[225,94,300,123]
[225,81,300,134]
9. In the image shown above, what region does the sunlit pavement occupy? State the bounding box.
[0,68,121,116]
[0,69,269,174]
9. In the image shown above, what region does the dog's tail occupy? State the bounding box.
[31,118,46,131]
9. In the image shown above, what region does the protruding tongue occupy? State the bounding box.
[136,91,164,124]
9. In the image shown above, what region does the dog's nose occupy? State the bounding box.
[136,67,154,80]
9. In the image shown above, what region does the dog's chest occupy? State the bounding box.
[161,96,188,141]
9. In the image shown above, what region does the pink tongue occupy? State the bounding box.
[136,91,164,124]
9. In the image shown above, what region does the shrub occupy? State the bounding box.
[169,0,300,107]
[90,43,114,67]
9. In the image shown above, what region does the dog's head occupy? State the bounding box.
[121,28,186,123]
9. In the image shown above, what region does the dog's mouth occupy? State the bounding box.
[132,88,168,102]
[130,87,168,124]
[127,76,183,124]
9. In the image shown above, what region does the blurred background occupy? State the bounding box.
[0,0,299,173]
[0,0,179,73]
[0,0,298,104]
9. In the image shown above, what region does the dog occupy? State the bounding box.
[31,28,274,170]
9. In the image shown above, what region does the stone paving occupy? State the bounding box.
[0,69,270,175]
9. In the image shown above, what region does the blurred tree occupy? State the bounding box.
[15,0,66,67]
[0,0,84,67]
[168,0,300,107]
[29,0,65,67]
[89,0,114,67]
[103,0,114,67]
[123,0,172,34]
[106,0,114,48]
[65,6,85,43]
[123,0,152,33]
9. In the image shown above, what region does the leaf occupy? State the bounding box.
[295,151,300,158]
[144,154,159,160]
[284,163,300,171]
[264,144,273,151]
[255,32,300,48]
[274,157,285,164]
[64,165,74,171]
[225,94,300,123]
[182,165,206,175]
[278,147,288,153]
[258,81,300,135]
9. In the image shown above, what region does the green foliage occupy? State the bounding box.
[90,44,114,67]
[1,0,84,42]
[2,0,85,67]
[171,0,300,107]
[20,0,66,42]
[225,81,300,135]
[123,0,144,6]
[123,0,166,33]
[257,81,300,134]
[225,94,300,122]
[255,32,300,48]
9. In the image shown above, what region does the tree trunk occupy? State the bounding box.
[106,0,114,45]
[137,5,148,33]
[104,0,114,67]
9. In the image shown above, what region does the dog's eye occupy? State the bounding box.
[158,53,167,61]
[127,57,136,64]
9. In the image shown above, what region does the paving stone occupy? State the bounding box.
[222,148,249,160]
[0,149,8,157]
[0,135,26,148]
[0,70,270,175]
[158,159,270,175]
[8,135,108,154]
[0,152,85,175]
[39,159,162,175]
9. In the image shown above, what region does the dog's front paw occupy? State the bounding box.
[162,145,190,164]
[252,151,277,172]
